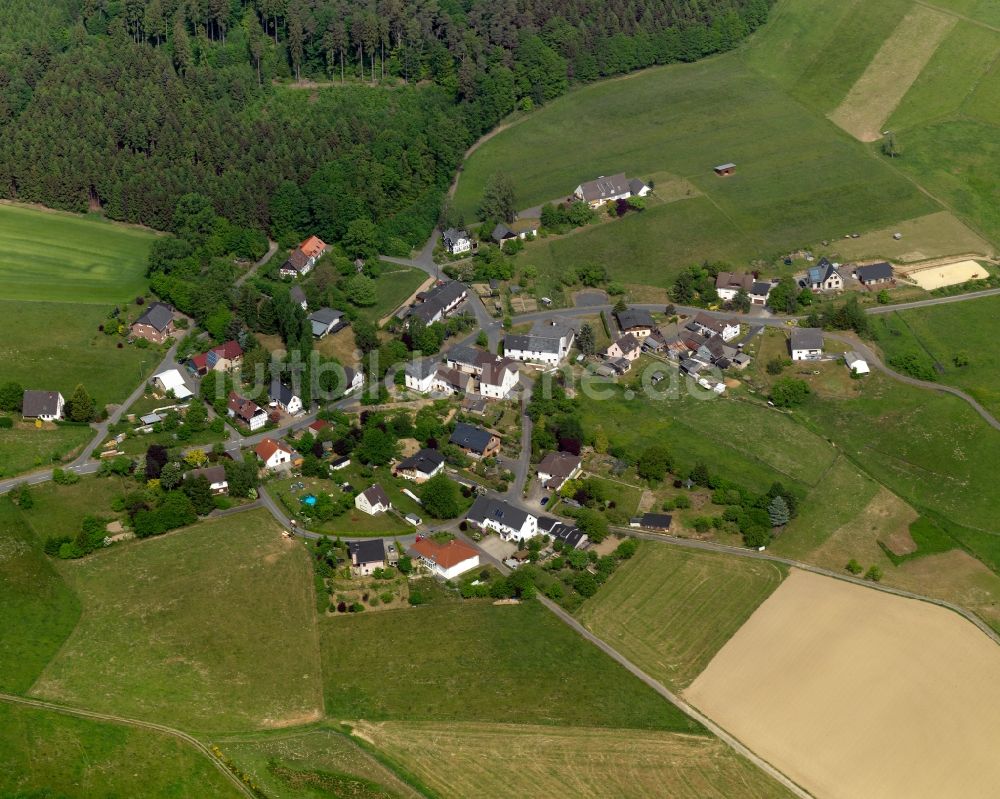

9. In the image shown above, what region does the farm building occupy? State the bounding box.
[714,163,736,176]
[152,369,193,400]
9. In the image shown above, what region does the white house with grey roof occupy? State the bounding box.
[790,328,824,361]
[442,228,473,255]
[269,380,303,414]
[504,319,575,366]
[405,281,468,325]
[404,359,439,393]
[355,484,391,515]
[573,173,633,208]
[307,307,344,338]
[466,496,539,542]
[21,390,64,421]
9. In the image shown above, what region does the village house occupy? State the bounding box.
[307,308,345,339]
[686,313,741,342]
[461,395,489,416]
[615,307,655,338]
[806,258,844,292]
[405,280,468,325]
[432,365,474,396]
[442,227,474,255]
[409,537,480,580]
[790,328,824,361]
[348,539,386,576]
[404,360,438,393]
[604,333,643,362]
[279,235,330,278]
[152,369,193,400]
[355,484,392,516]
[189,340,243,375]
[255,438,294,471]
[227,391,268,431]
[854,262,894,287]
[466,496,538,542]
[478,359,519,399]
[290,284,308,310]
[504,319,575,366]
[573,173,635,208]
[394,449,445,483]
[715,272,754,302]
[491,218,539,248]
[21,390,64,422]
[269,380,303,415]
[446,344,494,375]
[130,302,175,344]
[537,516,588,549]
[186,465,228,495]
[750,280,772,306]
[449,422,501,459]
[536,451,582,491]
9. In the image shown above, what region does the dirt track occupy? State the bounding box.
[686,569,1000,799]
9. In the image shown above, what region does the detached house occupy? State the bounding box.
[605,333,643,362]
[348,539,386,576]
[573,173,632,208]
[615,308,655,338]
[409,537,480,579]
[131,302,175,344]
[227,391,268,431]
[466,496,538,542]
[854,262,894,287]
[446,344,493,375]
[790,328,824,361]
[255,438,294,471]
[715,272,754,302]
[394,449,445,483]
[442,228,474,255]
[307,308,345,339]
[280,235,330,278]
[536,451,582,491]
[190,340,243,375]
[404,360,439,394]
[450,422,501,459]
[806,259,844,292]
[186,465,228,495]
[355,484,391,516]
[406,281,468,325]
[750,280,772,306]
[269,380,303,415]
[491,219,539,248]
[22,390,64,422]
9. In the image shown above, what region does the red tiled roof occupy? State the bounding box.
[299,235,328,259]
[308,419,329,433]
[410,538,478,569]
[255,438,291,461]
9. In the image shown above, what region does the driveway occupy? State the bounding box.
[478,535,517,561]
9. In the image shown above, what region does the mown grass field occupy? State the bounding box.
[0,203,156,304]
[0,423,93,479]
[871,296,1000,417]
[31,510,324,732]
[16,475,127,540]
[320,600,704,732]
[576,544,787,690]
[362,264,428,326]
[214,727,422,799]
[356,720,797,799]
[0,498,80,694]
[0,300,158,408]
[0,702,241,799]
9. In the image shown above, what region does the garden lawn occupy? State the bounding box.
[30,510,324,732]
[0,498,80,693]
[0,203,156,304]
[0,423,93,479]
[576,543,787,690]
[320,600,704,732]
[871,296,1000,418]
[0,300,159,409]
[356,264,427,326]
[0,702,241,799]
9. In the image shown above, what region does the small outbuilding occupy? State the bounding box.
[844,351,870,375]
[714,163,736,177]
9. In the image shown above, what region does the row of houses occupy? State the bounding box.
[716,260,895,308]
[405,347,519,400]
[402,280,469,326]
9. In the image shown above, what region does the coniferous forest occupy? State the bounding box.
[0,0,771,246]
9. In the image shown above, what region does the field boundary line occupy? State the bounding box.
[0,692,255,799]
[915,0,1000,33]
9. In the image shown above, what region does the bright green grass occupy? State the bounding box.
[0,702,241,799]
[965,56,1000,125]
[319,600,705,732]
[923,0,1000,28]
[0,300,158,408]
[796,373,1000,535]
[0,203,156,304]
[359,264,429,326]
[0,424,93,479]
[454,54,936,245]
[16,475,127,541]
[576,543,787,690]
[872,296,1000,418]
[887,22,1000,131]
[31,510,324,732]
[214,727,421,799]
[576,379,836,493]
[0,498,80,693]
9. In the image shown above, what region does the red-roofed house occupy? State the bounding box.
[255,438,293,471]
[190,340,243,375]
[227,391,268,431]
[409,537,480,580]
[280,236,330,278]
[308,419,329,434]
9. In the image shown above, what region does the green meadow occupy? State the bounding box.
[0,203,156,304]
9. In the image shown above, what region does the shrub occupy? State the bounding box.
[864,565,883,582]
[408,590,427,606]
[0,416,12,429]
[846,559,863,575]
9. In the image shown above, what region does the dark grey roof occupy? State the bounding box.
[537,516,587,548]
[491,223,515,241]
[269,379,298,405]
[187,465,227,484]
[641,513,672,529]
[134,302,174,332]
[405,359,439,380]
[349,538,386,565]
[530,318,575,339]
[447,344,491,370]
[750,281,772,296]
[628,178,647,195]
[856,262,893,281]
[577,173,629,202]
[289,285,306,304]
[442,228,469,245]
[505,333,561,354]
[467,496,531,529]
[282,249,309,273]
[360,483,390,507]
[21,390,61,417]
[308,307,343,326]
[615,308,655,331]
[790,327,824,351]
[450,422,494,454]
[397,448,444,474]
[409,280,467,324]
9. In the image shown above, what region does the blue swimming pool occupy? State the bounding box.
[302,494,317,507]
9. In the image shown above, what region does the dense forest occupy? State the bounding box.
[0,0,771,246]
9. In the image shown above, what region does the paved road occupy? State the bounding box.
[235,239,279,287]
[865,286,1000,313]
[0,692,254,799]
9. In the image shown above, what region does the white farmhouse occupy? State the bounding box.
[466,496,538,543]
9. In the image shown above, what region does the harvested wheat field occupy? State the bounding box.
[686,569,1000,799]
[907,259,987,289]
[353,721,796,799]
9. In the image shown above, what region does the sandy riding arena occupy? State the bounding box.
[685,569,1000,799]
[907,259,986,290]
